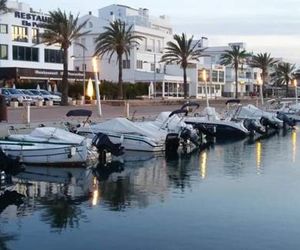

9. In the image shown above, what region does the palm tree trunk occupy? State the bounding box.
[262,69,266,97]
[286,78,289,97]
[118,54,123,100]
[235,64,238,99]
[183,67,188,99]
[61,48,69,106]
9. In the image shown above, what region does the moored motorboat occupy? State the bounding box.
[0,127,98,167]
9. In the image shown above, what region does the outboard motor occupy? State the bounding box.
[92,133,124,162]
[243,119,266,135]
[260,116,280,130]
[192,124,216,138]
[165,133,180,154]
[277,112,296,128]
[180,128,201,147]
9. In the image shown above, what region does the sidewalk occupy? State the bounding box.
[0,98,258,136]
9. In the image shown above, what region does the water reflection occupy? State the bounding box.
[199,151,207,179]
[98,154,169,211]
[11,166,94,232]
[256,141,262,174]
[292,130,297,163]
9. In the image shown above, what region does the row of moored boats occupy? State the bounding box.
[0,99,298,167]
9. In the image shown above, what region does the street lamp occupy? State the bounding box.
[92,57,102,117]
[293,79,298,104]
[257,76,264,106]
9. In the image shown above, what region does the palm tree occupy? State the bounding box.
[271,62,296,97]
[220,45,249,99]
[161,33,203,99]
[249,53,278,95]
[94,20,144,100]
[40,9,90,105]
[0,0,8,13]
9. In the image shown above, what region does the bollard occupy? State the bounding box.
[0,95,7,122]
[124,101,130,118]
[22,101,31,124]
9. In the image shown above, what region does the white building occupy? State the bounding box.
[74,4,187,98]
[200,42,261,97]
[0,1,85,88]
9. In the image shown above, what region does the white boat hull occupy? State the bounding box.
[81,131,165,152]
[0,140,92,166]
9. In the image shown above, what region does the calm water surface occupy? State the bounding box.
[1,129,300,250]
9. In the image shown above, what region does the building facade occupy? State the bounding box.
[0,1,87,89]
[74,4,187,98]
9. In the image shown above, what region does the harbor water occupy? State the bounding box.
[1,128,300,250]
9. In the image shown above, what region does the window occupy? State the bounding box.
[212,70,218,82]
[44,49,63,64]
[136,60,143,69]
[150,63,155,71]
[0,24,8,34]
[13,46,39,61]
[219,71,225,82]
[12,26,28,42]
[0,45,8,60]
[122,60,130,69]
[245,72,251,79]
[89,22,93,28]
[198,86,202,94]
[254,72,258,79]
[32,28,39,43]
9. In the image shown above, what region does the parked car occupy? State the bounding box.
[0,88,33,105]
[29,89,61,104]
[20,89,44,105]
[51,91,73,102]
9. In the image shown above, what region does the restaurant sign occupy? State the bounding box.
[14,11,52,27]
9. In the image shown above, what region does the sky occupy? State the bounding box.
[24,0,300,64]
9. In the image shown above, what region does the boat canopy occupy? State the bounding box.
[91,118,161,138]
[9,127,85,144]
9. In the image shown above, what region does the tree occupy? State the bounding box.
[94,20,144,100]
[271,62,296,97]
[0,0,8,13]
[40,9,89,105]
[249,53,278,95]
[161,33,203,99]
[220,45,249,99]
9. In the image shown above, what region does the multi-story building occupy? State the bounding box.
[0,1,89,89]
[74,4,187,98]
[201,42,261,97]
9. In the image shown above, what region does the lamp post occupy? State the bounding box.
[258,77,264,106]
[82,48,86,102]
[92,57,102,117]
[294,79,298,105]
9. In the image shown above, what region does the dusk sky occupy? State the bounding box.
[25,0,300,64]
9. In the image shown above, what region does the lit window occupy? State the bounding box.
[0,24,8,34]
[12,25,28,42]
[0,44,8,60]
